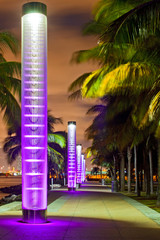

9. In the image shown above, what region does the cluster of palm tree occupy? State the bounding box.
[69,0,160,204]
[0,31,66,182]
[3,111,66,168]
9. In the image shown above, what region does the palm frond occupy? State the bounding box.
[101,1,160,45]
[6,146,21,164]
[48,133,66,148]
[71,46,104,64]
[140,91,160,126]
[0,61,21,78]
[86,104,106,115]
[83,21,105,35]
[82,68,104,98]
[48,146,64,168]
[86,146,97,158]
[5,76,21,100]
[48,110,63,133]
[106,96,133,121]
[94,0,137,24]
[68,89,82,101]
[3,135,21,152]
[68,72,91,92]
[82,62,158,98]
[0,85,21,126]
[0,32,20,55]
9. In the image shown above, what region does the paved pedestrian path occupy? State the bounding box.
[0,183,159,239]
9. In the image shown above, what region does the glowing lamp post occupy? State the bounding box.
[21,2,47,223]
[81,154,85,182]
[76,144,82,187]
[83,157,86,182]
[67,121,76,191]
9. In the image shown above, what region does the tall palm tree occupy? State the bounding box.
[69,0,160,198]
[94,0,160,203]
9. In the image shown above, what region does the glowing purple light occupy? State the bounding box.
[81,154,86,182]
[81,154,84,182]
[76,144,82,184]
[67,121,76,190]
[21,2,47,223]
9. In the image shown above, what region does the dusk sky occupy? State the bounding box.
[0,0,99,170]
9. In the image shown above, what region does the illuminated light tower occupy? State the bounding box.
[81,154,85,182]
[67,121,76,191]
[76,144,82,188]
[81,154,84,182]
[83,156,86,182]
[21,2,47,223]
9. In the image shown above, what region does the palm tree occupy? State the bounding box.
[69,0,160,198]
[94,0,160,203]
[3,124,21,164]
[3,111,66,169]
[0,31,21,125]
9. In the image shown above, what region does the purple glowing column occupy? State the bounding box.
[67,121,76,190]
[76,144,82,185]
[81,154,85,182]
[21,2,47,223]
[83,156,86,182]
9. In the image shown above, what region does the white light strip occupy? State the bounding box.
[24,135,45,138]
[24,88,44,91]
[24,146,45,149]
[25,173,44,176]
[24,114,44,117]
[24,96,44,99]
[25,159,45,162]
[24,105,44,108]
[24,124,45,127]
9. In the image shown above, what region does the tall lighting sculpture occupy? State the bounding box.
[67,121,76,191]
[81,154,85,182]
[83,156,86,182]
[21,2,47,223]
[76,144,82,187]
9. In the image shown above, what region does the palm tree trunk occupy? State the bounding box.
[144,149,150,198]
[156,139,160,207]
[113,155,116,181]
[142,169,146,192]
[127,147,132,193]
[111,155,118,192]
[134,145,138,193]
[101,166,102,180]
[120,153,125,191]
[149,150,153,195]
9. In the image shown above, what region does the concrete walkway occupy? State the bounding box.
[0,183,159,240]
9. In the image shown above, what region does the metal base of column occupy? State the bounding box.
[68,187,76,191]
[22,209,47,224]
[76,183,80,189]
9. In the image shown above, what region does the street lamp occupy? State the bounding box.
[21,2,47,223]
[81,154,85,182]
[67,121,76,191]
[76,144,82,188]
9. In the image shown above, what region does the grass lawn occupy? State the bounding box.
[122,191,160,213]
